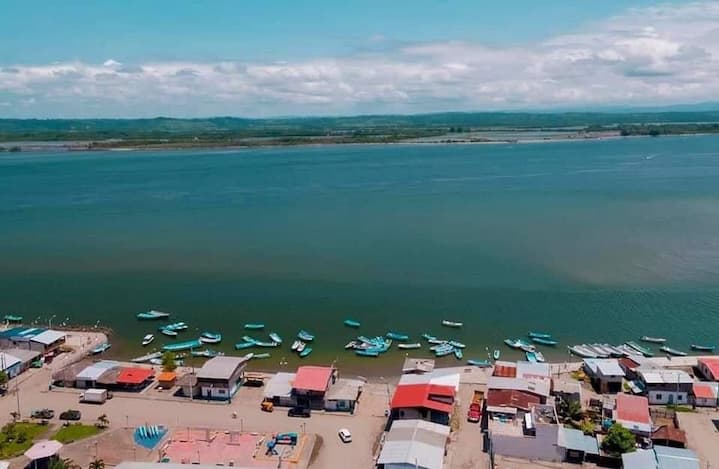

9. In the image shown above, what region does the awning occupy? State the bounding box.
[24,440,63,460]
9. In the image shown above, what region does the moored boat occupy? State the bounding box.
[640,336,667,344]
[398,343,421,350]
[150,358,183,366]
[528,331,552,339]
[269,332,282,344]
[535,351,546,363]
[386,331,409,341]
[625,341,654,357]
[297,330,315,341]
[441,320,463,328]
[241,336,258,344]
[191,349,220,358]
[454,348,463,360]
[292,340,302,351]
[254,340,279,348]
[344,319,361,328]
[568,345,598,358]
[296,341,307,353]
[428,338,446,345]
[131,351,162,363]
[234,342,255,350]
[91,343,111,354]
[252,353,271,359]
[200,332,222,344]
[531,337,558,346]
[660,345,687,356]
[504,338,522,349]
[468,359,492,367]
[493,349,501,360]
[299,347,313,358]
[422,333,437,341]
[244,323,265,330]
[3,314,23,323]
[142,334,155,346]
[345,340,359,349]
[137,310,171,320]
[356,349,379,357]
[162,339,202,352]
[525,351,538,362]
[434,347,454,357]
[691,344,716,352]
[448,340,466,349]
[160,328,178,337]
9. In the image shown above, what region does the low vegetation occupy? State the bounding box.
[601,423,636,456]
[0,422,48,458]
[52,423,102,444]
[161,351,177,372]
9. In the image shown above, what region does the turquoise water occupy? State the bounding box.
[2,137,719,373]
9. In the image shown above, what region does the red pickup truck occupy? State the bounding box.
[467,390,484,423]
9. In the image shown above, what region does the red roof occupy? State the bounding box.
[651,425,687,445]
[693,382,718,399]
[493,364,517,378]
[117,367,154,385]
[390,383,455,413]
[615,394,651,424]
[699,358,719,379]
[293,366,333,392]
[618,357,640,371]
[486,389,541,411]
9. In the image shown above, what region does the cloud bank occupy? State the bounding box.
[1,2,719,117]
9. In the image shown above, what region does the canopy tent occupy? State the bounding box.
[24,440,63,460]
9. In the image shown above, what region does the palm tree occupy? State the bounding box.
[96,414,109,429]
[89,458,105,469]
[50,457,80,469]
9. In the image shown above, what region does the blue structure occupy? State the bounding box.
[133,425,167,449]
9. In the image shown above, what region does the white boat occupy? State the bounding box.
[441,320,463,328]
[296,341,306,353]
[291,340,301,351]
[535,351,546,363]
[269,332,282,344]
[131,351,162,363]
[398,343,421,350]
[568,345,598,358]
[160,328,178,337]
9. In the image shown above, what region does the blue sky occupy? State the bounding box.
[1,0,717,117]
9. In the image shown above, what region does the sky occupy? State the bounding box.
[1,0,718,117]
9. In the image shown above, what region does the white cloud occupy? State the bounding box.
[1,1,718,117]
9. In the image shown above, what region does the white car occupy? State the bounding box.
[338,428,352,443]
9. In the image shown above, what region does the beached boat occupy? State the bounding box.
[162,339,202,352]
[493,349,500,360]
[422,333,437,341]
[142,334,155,346]
[296,341,306,353]
[660,345,687,356]
[504,338,523,349]
[344,319,361,328]
[244,323,265,330]
[691,344,716,352]
[234,342,255,350]
[299,347,312,358]
[131,351,162,363]
[150,358,183,366]
[386,331,409,341]
[568,345,598,358]
[584,344,610,358]
[442,320,463,328]
[448,340,466,349]
[191,349,220,358]
[454,348,463,360]
[241,336,258,344]
[640,336,667,344]
[398,343,421,350]
[356,349,379,357]
[467,359,492,367]
[531,337,558,346]
[200,332,222,344]
[252,353,271,359]
[625,341,654,357]
[137,310,170,320]
[603,344,628,357]
[535,351,546,363]
[3,314,23,323]
[91,343,111,354]
[297,330,315,341]
[160,328,178,337]
[269,332,282,344]
[520,344,536,353]
[525,351,538,363]
[528,331,552,339]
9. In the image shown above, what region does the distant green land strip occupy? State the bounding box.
[1,111,718,150]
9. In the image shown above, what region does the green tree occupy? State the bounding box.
[161,351,177,372]
[89,458,105,469]
[96,414,109,429]
[601,423,636,456]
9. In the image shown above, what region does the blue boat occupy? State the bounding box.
[234,342,255,350]
[200,332,222,344]
[344,319,361,328]
[299,347,313,358]
[241,336,257,344]
[525,351,538,362]
[421,333,437,341]
[254,340,279,348]
[269,332,282,344]
[531,337,558,346]
[467,359,492,367]
[162,339,202,352]
[356,349,379,357]
[454,348,463,360]
[528,331,552,339]
[252,352,271,359]
[386,331,409,341]
[434,347,454,357]
[448,340,466,349]
[137,310,170,320]
[244,323,265,330]
[91,343,111,354]
[297,330,315,341]
[691,344,716,352]
[191,349,220,358]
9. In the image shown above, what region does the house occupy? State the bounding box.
[622,445,700,469]
[618,357,642,380]
[635,368,693,405]
[74,361,120,388]
[264,372,296,407]
[692,382,718,407]
[651,425,687,448]
[196,355,249,400]
[28,330,66,353]
[324,378,362,412]
[557,426,600,463]
[0,328,66,353]
[390,383,455,425]
[398,369,460,391]
[489,421,563,462]
[614,394,652,437]
[116,367,154,391]
[552,380,582,405]
[292,366,336,409]
[157,371,177,388]
[697,358,719,381]
[492,361,551,381]
[487,376,550,404]
[0,352,22,378]
[486,388,542,414]
[1,348,41,373]
[583,359,625,394]
[377,419,449,469]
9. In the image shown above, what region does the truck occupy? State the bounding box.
[467,390,484,423]
[80,388,107,404]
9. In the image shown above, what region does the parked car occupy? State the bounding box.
[59,410,82,421]
[338,428,352,443]
[287,407,311,418]
[31,409,54,419]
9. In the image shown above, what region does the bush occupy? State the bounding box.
[601,423,636,456]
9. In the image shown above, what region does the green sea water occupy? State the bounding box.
[2,137,719,374]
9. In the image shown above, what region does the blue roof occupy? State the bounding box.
[558,427,599,455]
[655,446,699,469]
[0,327,45,339]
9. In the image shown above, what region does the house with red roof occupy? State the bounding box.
[390,383,456,425]
[116,367,154,390]
[697,358,719,382]
[614,394,652,437]
[292,366,337,409]
[692,382,718,407]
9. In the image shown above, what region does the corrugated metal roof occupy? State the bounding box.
[487,376,550,397]
[622,449,658,469]
[263,372,295,399]
[197,355,248,380]
[557,427,599,455]
[377,419,449,469]
[516,361,551,379]
[30,330,66,345]
[655,445,699,469]
[293,366,333,392]
[637,368,693,385]
[1,348,40,363]
[76,361,120,381]
[325,378,362,401]
[0,352,22,371]
[398,369,460,390]
[584,358,625,377]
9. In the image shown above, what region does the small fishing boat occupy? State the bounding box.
[299,347,313,358]
[160,328,178,337]
[520,343,536,353]
[584,344,610,358]
[252,353,271,359]
[568,345,598,358]
[137,310,171,320]
[91,343,111,355]
[525,351,538,363]
[296,341,307,352]
[428,338,446,345]
[386,331,409,341]
[234,342,255,350]
[356,349,379,357]
[493,349,500,360]
[434,347,454,357]
[269,332,282,344]
[3,314,23,323]
[467,359,492,367]
[164,322,188,331]
[398,343,422,350]
[454,348,463,360]
[297,330,315,341]
[640,336,667,344]
[531,337,558,346]
[241,336,258,344]
[150,358,183,366]
[535,351,546,363]
[625,341,654,357]
[660,345,687,356]
[292,340,302,351]
[200,332,222,344]
[344,340,359,349]
[429,342,449,351]
[448,340,466,349]
[344,319,361,328]
[244,323,265,330]
[191,349,220,358]
[254,340,279,348]
[504,338,531,349]
[142,334,155,346]
[131,351,162,363]
[421,333,437,341]
[528,331,552,339]
[442,320,463,328]
[162,339,202,352]
[691,344,716,352]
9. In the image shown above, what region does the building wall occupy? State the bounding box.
[647,390,688,405]
[325,399,355,412]
[200,385,233,400]
[490,425,563,462]
[693,397,717,407]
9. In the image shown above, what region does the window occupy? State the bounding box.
[677,394,683,401]
[218,389,226,394]
[655,393,662,400]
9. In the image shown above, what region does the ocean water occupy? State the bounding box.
[1,136,719,373]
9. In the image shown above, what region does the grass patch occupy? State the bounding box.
[52,424,101,443]
[0,422,49,458]
[665,404,694,413]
